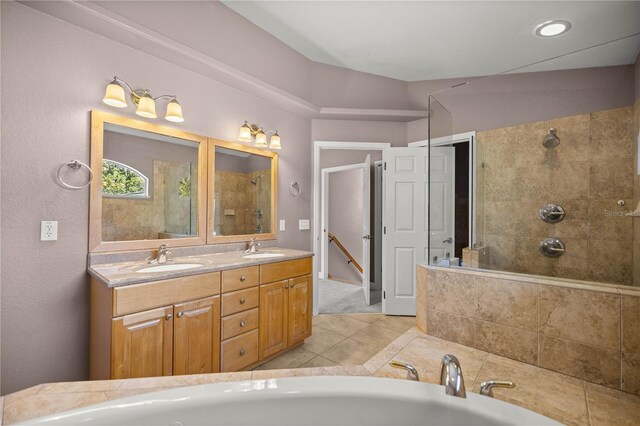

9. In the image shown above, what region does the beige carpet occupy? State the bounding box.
[318,279,382,314]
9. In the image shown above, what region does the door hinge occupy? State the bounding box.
[383,226,386,234]
[383,291,386,299]
[384,162,387,170]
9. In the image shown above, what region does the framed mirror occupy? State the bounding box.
[89,110,207,252]
[207,139,277,244]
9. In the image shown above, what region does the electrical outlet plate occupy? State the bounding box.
[41,221,58,241]
[279,220,286,231]
[298,219,310,230]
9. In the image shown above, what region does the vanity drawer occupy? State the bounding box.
[221,308,259,340]
[221,287,259,316]
[260,257,312,284]
[221,266,259,293]
[113,272,221,316]
[221,329,259,372]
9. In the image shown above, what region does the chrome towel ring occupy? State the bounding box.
[57,160,93,190]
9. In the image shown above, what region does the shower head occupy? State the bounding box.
[543,128,560,148]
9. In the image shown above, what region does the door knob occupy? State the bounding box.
[443,237,453,244]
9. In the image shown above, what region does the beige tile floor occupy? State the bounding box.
[254,313,415,371]
[4,314,639,425]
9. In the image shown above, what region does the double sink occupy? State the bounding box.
[136,252,285,274]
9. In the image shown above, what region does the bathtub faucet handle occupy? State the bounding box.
[479,380,515,397]
[389,360,420,381]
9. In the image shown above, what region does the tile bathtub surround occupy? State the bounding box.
[5,323,640,426]
[476,106,636,286]
[418,265,640,395]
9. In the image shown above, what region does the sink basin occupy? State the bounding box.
[242,253,286,259]
[136,263,203,273]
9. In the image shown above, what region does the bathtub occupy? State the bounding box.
[24,376,559,425]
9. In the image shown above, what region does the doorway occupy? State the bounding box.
[312,142,390,315]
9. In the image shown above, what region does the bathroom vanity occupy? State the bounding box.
[89,250,312,380]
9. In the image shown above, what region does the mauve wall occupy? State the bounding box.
[328,168,364,284]
[406,65,635,142]
[0,2,311,394]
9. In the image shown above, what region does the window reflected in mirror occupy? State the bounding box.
[213,146,272,236]
[101,123,199,242]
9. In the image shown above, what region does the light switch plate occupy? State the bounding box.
[41,221,58,241]
[298,219,310,230]
[279,220,286,231]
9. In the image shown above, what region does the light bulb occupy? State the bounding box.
[269,131,281,149]
[102,80,127,108]
[254,129,267,147]
[165,98,184,122]
[238,122,253,142]
[136,94,157,119]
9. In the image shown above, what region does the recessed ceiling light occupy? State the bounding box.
[535,20,572,37]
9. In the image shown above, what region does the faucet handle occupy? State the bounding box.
[389,360,420,381]
[479,380,515,397]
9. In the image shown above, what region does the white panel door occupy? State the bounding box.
[382,148,429,315]
[361,155,371,305]
[428,147,455,262]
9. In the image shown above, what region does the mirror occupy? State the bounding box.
[208,139,277,243]
[90,111,207,252]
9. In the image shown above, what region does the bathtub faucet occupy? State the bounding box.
[440,354,466,398]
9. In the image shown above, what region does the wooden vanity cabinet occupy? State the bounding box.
[111,306,174,379]
[173,296,220,376]
[219,266,260,372]
[258,259,312,360]
[90,257,313,380]
[90,272,221,380]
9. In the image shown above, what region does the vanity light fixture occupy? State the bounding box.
[238,121,282,150]
[535,20,572,37]
[102,77,184,122]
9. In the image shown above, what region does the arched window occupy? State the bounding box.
[102,159,149,198]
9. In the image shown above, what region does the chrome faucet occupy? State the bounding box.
[244,238,260,254]
[440,354,466,398]
[148,243,172,264]
[479,380,515,397]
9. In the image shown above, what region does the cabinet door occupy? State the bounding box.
[173,296,221,375]
[259,280,289,359]
[288,275,312,346]
[112,306,173,379]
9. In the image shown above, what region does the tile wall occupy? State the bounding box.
[214,169,271,236]
[476,106,635,285]
[416,265,640,395]
[102,160,197,241]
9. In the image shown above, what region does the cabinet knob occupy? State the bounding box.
[284,284,289,289]
[165,314,173,320]
[240,321,246,327]
[239,349,245,356]
[176,312,184,318]
[239,297,246,304]
[240,276,246,282]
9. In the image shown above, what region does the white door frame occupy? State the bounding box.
[313,141,391,315]
[320,162,368,280]
[408,131,477,249]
